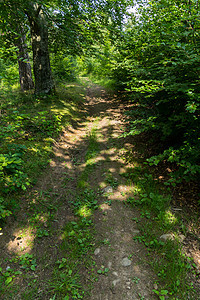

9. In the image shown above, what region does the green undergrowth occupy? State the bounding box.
[122,165,197,299]
[51,189,98,299]
[0,186,98,299]
[0,81,99,299]
[51,124,101,299]
[122,104,200,187]
[0,191,58,298]
[0,83,85,226]
[80,75,116,91]
[88,76,115,90]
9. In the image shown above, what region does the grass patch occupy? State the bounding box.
[105,171,119,188]
[80,75,116,91]
[0,81,89,298]
[0,83,85,224]
[122,166,197,299]
[51,188,99,299]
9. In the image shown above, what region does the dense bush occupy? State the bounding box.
[78,35,115,79]
[112,0,200,184]
[0,58,19,88]
[51,53,78,82]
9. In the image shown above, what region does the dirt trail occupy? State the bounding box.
[0,81,158,299]
[72,82,157,299]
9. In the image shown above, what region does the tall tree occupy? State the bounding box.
[26,2,55,94]
[14,26,34,91]
[1,0,131,95]
[0,0,55,95]
[0,3,34,91]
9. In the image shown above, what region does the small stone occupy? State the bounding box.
[112,279,120,286]
[160,233,174,242]
[153,283,158,290]
[121,257,132,267]
[103,186,113,194]
[108,262,112,268]
[94,248,100,255]
[112,271,118,277]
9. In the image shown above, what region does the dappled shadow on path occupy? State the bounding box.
[0,80,142,299]
[0,80,180,299]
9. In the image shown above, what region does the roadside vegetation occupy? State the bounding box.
[0,0,199,299]
[0,83,83,225]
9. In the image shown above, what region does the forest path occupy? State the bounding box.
[0,80,157,299]
[71,81,157,299]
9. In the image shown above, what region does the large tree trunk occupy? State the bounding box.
[15,30,34,91]
[27,3,55,95]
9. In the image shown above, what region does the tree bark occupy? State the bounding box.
[15,30,34,91]
[27,3,55,95]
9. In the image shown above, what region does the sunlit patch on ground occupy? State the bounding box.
[99,203,112,211]
[7,226,36,254]
[163,210,178,226]
[78,205,92,217]
[105,184,135,201]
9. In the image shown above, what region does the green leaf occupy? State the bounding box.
[31,265,36,271]
[161,290,168,295]
[15,271,22,275]
[176,280,180,286]
[152,289,159,295]
[5,276,13,285]
[71,221,77,225]
[68,270,72,275]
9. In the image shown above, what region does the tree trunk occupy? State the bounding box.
[15,30,34,91]
[27,3,55,95]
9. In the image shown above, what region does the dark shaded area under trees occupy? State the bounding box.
[111,0,200,188]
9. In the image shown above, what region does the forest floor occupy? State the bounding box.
[0,80,200,299]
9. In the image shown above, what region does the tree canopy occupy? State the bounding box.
[0,0,131,93]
